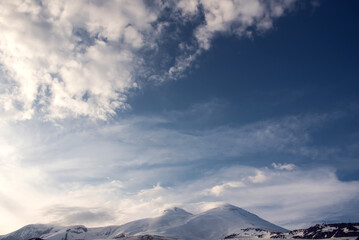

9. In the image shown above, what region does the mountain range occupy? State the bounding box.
[1,204,358,240]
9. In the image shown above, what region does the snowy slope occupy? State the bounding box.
[221,223,359,240]
[0,204,287,240]
[156,204,287,240]
[117,235,179,240]
[0,225,123,240]
[109,207,193,237]
[283,223,359,239]
[0,224,62,240]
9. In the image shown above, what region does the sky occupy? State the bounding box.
[0,0,359,235]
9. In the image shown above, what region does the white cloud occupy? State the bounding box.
[167,0,297,78]
[272,162,297,170]
[123,26,144,49]
[195,0,265,50]
[248,170,269,183]
[176,0,199,16]
[0,0,298,120]
[0,0,155,120]
[206,181,246,196]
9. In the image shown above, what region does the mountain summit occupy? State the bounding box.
[171,203,287,240]
[0,204,286,240]
[162,207,193,216]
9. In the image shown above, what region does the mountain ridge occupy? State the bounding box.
[6,204,357,240]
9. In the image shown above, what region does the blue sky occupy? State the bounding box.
[0,0,358,234]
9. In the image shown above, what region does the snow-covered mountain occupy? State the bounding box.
[165,204,287,240]
[0,204,288,240]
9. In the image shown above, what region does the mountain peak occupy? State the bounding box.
[163,207,192,216]
[217,203,241,209]
[208,203,247,213]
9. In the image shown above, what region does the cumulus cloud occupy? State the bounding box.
[0,0,298,120]
[0,0,155,120]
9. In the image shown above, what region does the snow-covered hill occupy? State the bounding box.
[116,235,179,240]
[0,204,288,240]
[283,223,359,239]
[0,224,62,240]
[221,223,359,240]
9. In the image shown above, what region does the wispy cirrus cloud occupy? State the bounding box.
[0,104,357,233]
[0,0,298,121]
